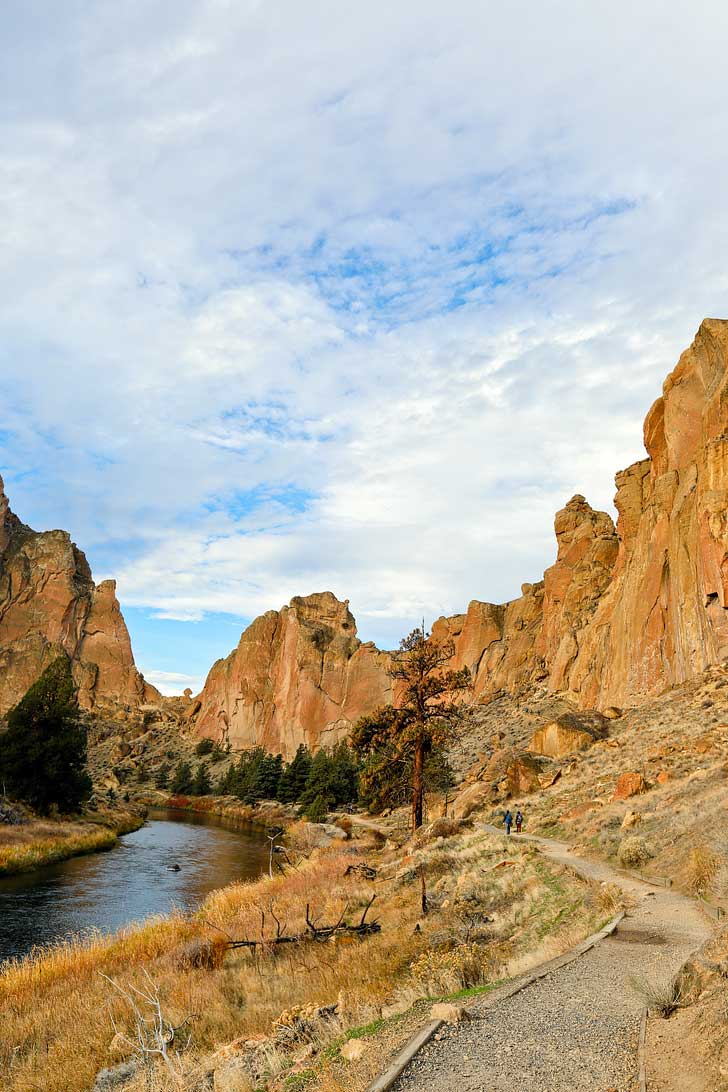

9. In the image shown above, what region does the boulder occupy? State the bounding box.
[612,772,648,801]
[529,711,608,758]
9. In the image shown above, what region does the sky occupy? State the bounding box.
[2,1,728,695]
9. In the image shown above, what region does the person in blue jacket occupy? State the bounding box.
[504,809,513,835]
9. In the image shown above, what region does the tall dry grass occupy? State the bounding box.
[0,828,601,1092]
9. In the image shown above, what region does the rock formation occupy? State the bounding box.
[194,592,392,758]
[191,320,728,752]
[433,319,728,710]
[0,475,156,714]
[529,712,609,758]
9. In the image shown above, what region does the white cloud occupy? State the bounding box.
[2,1,728,667]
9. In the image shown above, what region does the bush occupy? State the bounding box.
[195,738,214,756]
[618,835,652,869]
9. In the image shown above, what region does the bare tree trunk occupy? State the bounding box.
[412,734,424,831]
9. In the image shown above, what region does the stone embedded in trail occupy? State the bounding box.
[430,1003,470,1024]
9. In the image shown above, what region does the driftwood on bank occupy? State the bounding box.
[223,894,380,951]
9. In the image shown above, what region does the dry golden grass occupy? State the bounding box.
[684,845,723,897]
[0,820,119,875]
[0,828,601,1092]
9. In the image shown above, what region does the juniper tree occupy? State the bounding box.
[351,626,470,831]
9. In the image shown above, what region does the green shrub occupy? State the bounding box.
[305,794,329,823]
[195,737,214,756]
[618,834,652,868]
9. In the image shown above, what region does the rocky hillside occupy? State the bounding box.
[0,476,157,715]
[189,318,728,754]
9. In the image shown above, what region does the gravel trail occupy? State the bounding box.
[390,831,712,1092]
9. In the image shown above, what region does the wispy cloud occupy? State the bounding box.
[2,1,728,675]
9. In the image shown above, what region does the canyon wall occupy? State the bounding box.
[192,319,728,752]
[0,476,157,714]
[4,319,728,752]
[436,318,728,707]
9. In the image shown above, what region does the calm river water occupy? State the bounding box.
[0,809,269,964]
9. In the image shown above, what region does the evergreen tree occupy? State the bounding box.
[154,762,170,790]
[192,761,212,795]
[195,737,214,756]
[351,627,470,830]
[305,793,329,823]
[0,656,92,814]
[277,744,312,802]
[136,760,149,783]
[170,759,194,794]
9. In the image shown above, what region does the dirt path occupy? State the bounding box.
[390,828,712,1092]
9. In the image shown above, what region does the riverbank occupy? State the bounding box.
[0,805,145,877]
[0,815,610,1092]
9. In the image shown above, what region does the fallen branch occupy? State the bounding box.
[225,896,380,950]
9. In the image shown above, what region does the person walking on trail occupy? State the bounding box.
[515,809,523,834]
[504,809,513,835]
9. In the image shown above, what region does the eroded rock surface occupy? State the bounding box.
[194,592,392,758]
[0,476,156,714]
[433,319,728,710]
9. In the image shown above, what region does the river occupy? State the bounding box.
[0,808,269,964]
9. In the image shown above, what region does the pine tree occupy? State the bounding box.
[351,627,470,830]
[277,744,312,802]
[305,793,329,823]
[192,761,212,795]
[170,759,194,794]
[0,656,92,814]
[154,762,170,790]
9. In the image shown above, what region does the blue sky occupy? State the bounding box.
[2,1,728,693]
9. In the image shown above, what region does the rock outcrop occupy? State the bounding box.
[194,592,392,758]
[529,711,609,758]
[0,475,156,714]
[191,320,728,753]
[432,319,728,711]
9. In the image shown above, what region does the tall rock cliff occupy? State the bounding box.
[194,592,392,758]
[192,320,728,752]
[0,475,156,714]
[434,318,728,709]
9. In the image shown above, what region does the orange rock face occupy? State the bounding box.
[0,476,156,714]
[191,320,728,755]
[194,592,392,758]
[434,319,728,710]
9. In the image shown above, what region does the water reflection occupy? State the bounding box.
[0,809,268,964]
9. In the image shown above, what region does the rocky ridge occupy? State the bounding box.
[0,476,157,715]
[189,319,728,754]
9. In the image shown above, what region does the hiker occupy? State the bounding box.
[504,809,513,835]
[516,809,523,834]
